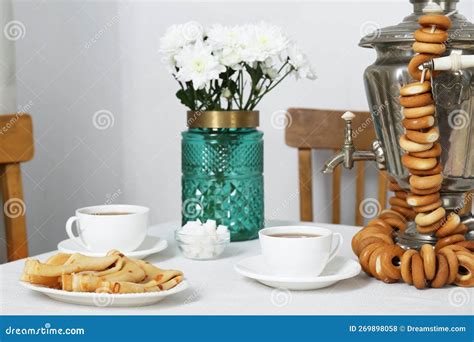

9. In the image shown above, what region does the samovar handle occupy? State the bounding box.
[322,112,386,174]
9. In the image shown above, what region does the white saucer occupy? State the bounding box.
[57,235,168,260]
[20,280,188,307]
[234,255,361,290]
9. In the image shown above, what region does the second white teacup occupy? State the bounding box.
[65,205,149,252]
[259,226,343,277]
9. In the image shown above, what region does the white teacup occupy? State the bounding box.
[65,205,149,252]
[259,226,343,277]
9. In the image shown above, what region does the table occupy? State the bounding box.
[0,221,469,315]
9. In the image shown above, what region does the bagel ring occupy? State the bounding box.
[454,252,474,287]
[411,253,427,289]
[407,192,440,207]
[410,184,442,195]
[414,27,448,43]
[430,254,449,288]
[416,219,443,234]
[413,41,446,55]
[380,245,404,280]
[389,197,410,208]
[419,14,452,30]
[408,54,435,80]
[409,174,443,190]
[405,127,439,144]
[390,206,416,220]
[369,246,398,283]
[435,213,461,238]
[455,241,474,252]
[408,163,443,176]
[420,244,436,280]
[388,182,403,192]
[359,242,387,275]
[399,92,434,108]
[413,199,443,213]
[401,249,417,284]
[383,216,407,232]
[403,104,435,119]
[379,209,407,222]
[402,154,438,170]
[400,81,431,96]
[367,218,393,232]
[410,143,442,158]
[438,247,459,284]
[402,116,435,130]
[399,135,433,153]
[453,223,468,235]
[395,191,408,200]
[435,234,465,251]
[415,207,446,226]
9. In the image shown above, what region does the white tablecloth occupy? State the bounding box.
[0,220,469,315]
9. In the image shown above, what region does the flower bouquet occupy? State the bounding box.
[160,21,315,241]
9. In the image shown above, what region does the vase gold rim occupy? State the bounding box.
[186,111,259,128]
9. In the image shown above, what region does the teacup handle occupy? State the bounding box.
[328,233,343,263]
[65,216,90,250]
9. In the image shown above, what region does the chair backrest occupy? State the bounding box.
[285,108,388,225]
[0,113,34,261]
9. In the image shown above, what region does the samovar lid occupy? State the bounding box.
[359,0,474,48]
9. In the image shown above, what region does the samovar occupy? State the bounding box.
[323,0,474,248]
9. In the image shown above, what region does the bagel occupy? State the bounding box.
[400,81,431,96]
[399,92,434,108]
[455,241,474,252]
[405,127,439,144]
[435,234,465,251]
[430,254,449,288]
[356,234,394,256]
[389,197,410,208]
[401,249,417,285]
[408,163,443,176]
[419,14,452,30]
[395,191,408,200]
[411,253,427,289]
[407,192,440,206]
[414,27,449,43]
[402,154,438,170]
[388,182,403,192]
[403,104,435,119]
[379,209,407,222]
[435,213,461,238]
[438,247,459,284]
[399,135,433,153]
[359,242,387,275]
[413,199,443,213]
[453,223,468,235]
[410,143,442,158]
[367,218,393,232]
[454,252,474,287]
[402,116,435,130]
[417,219,443,234]
[413,41,446,55]
[369,246,398,283]
[415,207,446,226]
[390,206,416,220]
[409,174,443,189]
[410,184,442,195]
[383,216,407,232]
[420,244,436,280]
[408,54,435,80]
[380,245,404,280]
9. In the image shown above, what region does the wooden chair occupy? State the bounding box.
[285,108,388,226]
[0,113,34,261]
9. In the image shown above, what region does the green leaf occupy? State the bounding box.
[176,89,191,109]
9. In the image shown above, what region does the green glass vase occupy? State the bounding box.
[181,111,264,241]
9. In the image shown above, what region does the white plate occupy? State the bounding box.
[57,235,168,260]
[20,280,188,307]
[234,255,361,290]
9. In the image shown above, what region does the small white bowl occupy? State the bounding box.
[175,230,230,260]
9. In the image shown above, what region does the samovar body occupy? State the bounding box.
[361,0,474,247]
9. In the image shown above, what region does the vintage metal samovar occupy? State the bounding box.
[323,0,474,248]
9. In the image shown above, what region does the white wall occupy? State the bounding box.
[2,0,472,261]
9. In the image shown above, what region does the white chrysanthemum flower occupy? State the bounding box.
[286,43,317,80]
[240,22,289,64]
[159,22,204,68]
[207,24,245,68]
[175,41,225,89]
